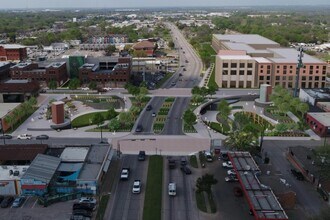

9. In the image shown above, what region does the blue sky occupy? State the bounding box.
[1,0,329,9]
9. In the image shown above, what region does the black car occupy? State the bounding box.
[135,125,143,132]
[146,105,152,111]
[72,209,92,218]
[0,134,12,139]
[36,134,49,140]
[138,151,146,161]
[181,165,192,174]
[1,196,14,208]
[291,169,304,181]
[73,203,95,211]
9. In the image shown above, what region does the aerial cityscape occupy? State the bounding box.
[0,1,330,220]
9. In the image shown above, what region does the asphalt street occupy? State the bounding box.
[0,137,103,146]
[107,155,148,220]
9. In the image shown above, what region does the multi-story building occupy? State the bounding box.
[0,44,27,61]
[213,34,328,89]
[132,40,156,57]
[88,34,128,44]
[79,56,131,87]
[10,62,68,86]
[0,62,12,81]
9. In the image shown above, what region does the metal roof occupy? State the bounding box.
[60,147,89,162]
[58,163,84,172]
[22,154,61,184]
[267,48,325,64]
[213,34,279,46]
[229,152,288,220]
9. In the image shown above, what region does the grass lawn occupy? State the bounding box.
[209,122,230,135]
[95,194,110,220]
[71,111,108,128]
[184,123,197,133]
[195,191,207,212]
[153,123,165,134]
[207,66,218,89]
[189,155,198,168]
[143,155,163,220]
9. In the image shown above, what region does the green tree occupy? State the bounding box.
[48,80,57,90]
[106,108,118,120]
[168,40,175,48]
[129,106,141,119]
[191,86,201,95]
[105,45,116,55]
[68,78,80,90]
[183,109,197,126]
[4,114,15,131]
[88,81,97,90]
[275,123,289,133]
[207,85,217,97]
[118,111,133,126]
[108,118,121,131]
[296,103,309,118]
[196,174,218,193]
[217,100,231,122]
[191,95,204,104]
[225,131,258,152]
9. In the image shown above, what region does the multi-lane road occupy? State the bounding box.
[134,22,202,135]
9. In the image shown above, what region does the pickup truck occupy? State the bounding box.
[120,168,130,180]
[17,134,32,140]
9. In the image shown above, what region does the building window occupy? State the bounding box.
[223,63,228,68]
[247,70,252,75]
[247,63,253,68]
[260,70,263,73]
[231,63,237,68]
[230,81,236,88]
[276,76,280,80]
[315,76,319,80]
[266,76,270,80]
[239,63,245,68]
[309,76,313,80]
[260,76,264,80]
[239,70,244,75]
[223,70,228,75]
[231,70,236,75]
[302,76,306,80]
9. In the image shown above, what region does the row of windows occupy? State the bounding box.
[221,81,252,88]
[223,70,253,75]
[273,76,326,81]
[275,65,326,70]
[222,63,253,68]
[276,70,326,75]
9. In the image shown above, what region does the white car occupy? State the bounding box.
[79,197,96,205]
[81,87,90,91]
[222,161,233,169]
[132,180,141,193]
[103,87,112,91]
[227,169,236,176]
[17,134,32,140]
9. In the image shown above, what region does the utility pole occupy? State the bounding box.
[294,46,304,97]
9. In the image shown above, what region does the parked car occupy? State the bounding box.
[73,202,95,211]
[138,151,146,161]
[227,169,236,176]
[1,196,14,208]
[12,196,26,208]
[180,165,192,175]
[36,134,49,140]
[135,125,143,132]
[78,197,96,205]
[171,82,176,86]
[204,151,213,162]
[222,161,233,169]
[291,169,304,181]
[72,209,92,218]
[17,134,32,140]
[132,180,141,193]
[225,176,238,182]
[103,87,112,91]
[81,87,89,91]
[0,134,12,139]
[151,112,156,117]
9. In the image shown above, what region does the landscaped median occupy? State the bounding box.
[153,98,175,134]
[143,155,163,220]
[71,111,108,128]
[95,194,110,220]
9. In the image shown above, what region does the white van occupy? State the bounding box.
[168,183,176,196]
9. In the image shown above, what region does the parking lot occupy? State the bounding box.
[0,196,75,220]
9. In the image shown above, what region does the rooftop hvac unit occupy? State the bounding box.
[9,170,13,175]
[13,170,19,176]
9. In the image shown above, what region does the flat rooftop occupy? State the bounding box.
[0,44,26,49]
[60,147,89,162]
[213,34,279,46]
[0,165,29,180]
[223,42,272,55]
[229,152,288,220]
[0,103,21,118]
[308,112,330,126]
[302,88,330,100]
[78,144,110,180]
[268,48,325,64]
[217,54,254,60]
[0,62,11,67]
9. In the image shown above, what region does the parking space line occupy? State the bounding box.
[21,197,30,208]
[32,198,38,208]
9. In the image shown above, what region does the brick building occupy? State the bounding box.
[212,34,328,89]
[10,62,68,86]
[0,44,27,61]
[0,79,40,103]
[132,40,156,57]
[79,56,131,87]
[306,112,330,137]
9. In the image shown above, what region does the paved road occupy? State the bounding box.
[1,137,103,146]
[107,155,148,220]
[162,156,197,220]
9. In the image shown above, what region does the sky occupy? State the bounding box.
[1,0,329,9]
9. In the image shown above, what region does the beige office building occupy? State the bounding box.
[213,34,328,89]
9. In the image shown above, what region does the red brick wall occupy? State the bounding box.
[306,114,328,137]
[52,102,64,124]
